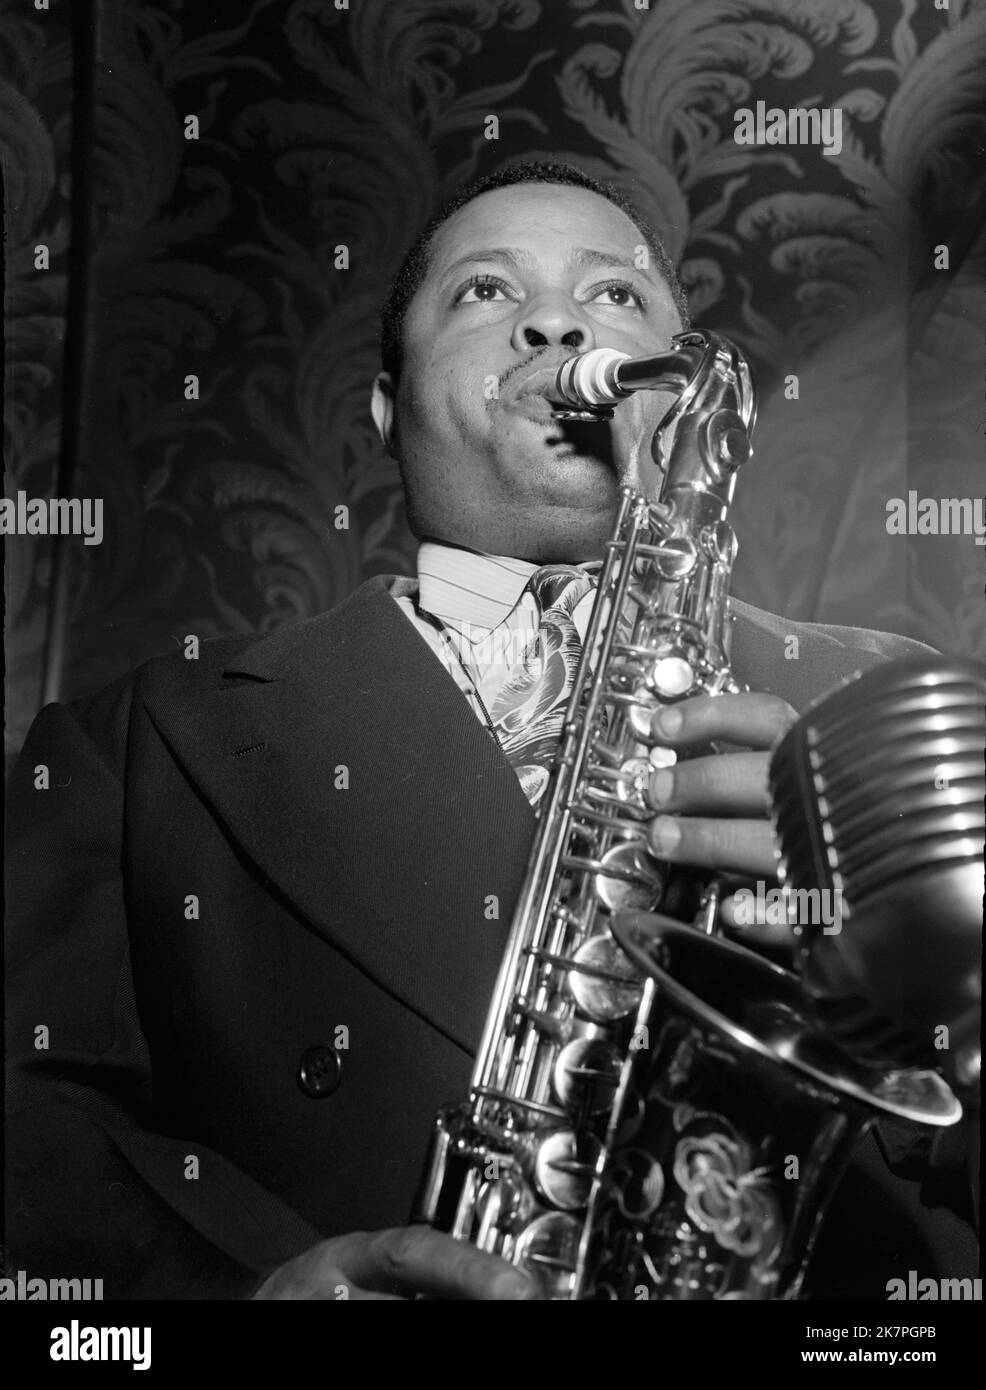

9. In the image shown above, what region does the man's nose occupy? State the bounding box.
[511,295,595,353]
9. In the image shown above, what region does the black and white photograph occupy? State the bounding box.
[2,0,982,1361]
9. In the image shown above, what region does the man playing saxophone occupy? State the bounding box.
[6,162,977,1301]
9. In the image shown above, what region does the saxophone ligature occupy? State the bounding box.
[415,330,961,1300]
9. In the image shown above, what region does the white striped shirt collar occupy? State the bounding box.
[416,540,599,636]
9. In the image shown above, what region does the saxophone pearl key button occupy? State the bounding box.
[652,657,694,699]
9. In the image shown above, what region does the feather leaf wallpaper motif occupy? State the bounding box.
[3,0,984,758]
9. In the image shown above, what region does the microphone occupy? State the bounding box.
[768,656,984,1094]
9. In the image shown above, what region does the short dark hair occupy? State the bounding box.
[379,160,690,382]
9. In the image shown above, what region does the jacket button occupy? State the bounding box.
[297,1044,343,1098]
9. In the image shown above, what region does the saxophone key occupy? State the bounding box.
[513,1212,581,1300]
[560,840,664,911]
[568,934,644,1021]
[513,999,571,1044]
[606,751,677,813]
[653,536,700,582]
[628,686,659,740]
[552,1037,623,1115]
[533,1130,601,1210]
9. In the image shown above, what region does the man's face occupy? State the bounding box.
[372,183,684,562]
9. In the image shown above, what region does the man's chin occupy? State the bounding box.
[516,446,621,494]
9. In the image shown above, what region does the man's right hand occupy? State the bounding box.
[251,1226,540,1300]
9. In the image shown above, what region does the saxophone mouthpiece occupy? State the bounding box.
[552,349,631,419]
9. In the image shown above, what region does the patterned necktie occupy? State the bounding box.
[489,566,596,808]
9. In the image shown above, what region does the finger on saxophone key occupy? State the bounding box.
[647,813,779,878]
[647,692,797,749]
[646,751,772,815]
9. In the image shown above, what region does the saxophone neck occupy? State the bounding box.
[646,330,756,545]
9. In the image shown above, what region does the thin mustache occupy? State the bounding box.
[499,347,580,395]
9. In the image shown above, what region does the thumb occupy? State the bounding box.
[719,888,799,962]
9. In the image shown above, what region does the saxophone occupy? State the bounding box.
[415,330,960,1299]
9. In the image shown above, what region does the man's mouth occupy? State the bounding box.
[501,360,572,413]
[499,357,618,469]
[507,392,563,422]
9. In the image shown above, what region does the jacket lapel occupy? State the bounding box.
[143,578,536,1054]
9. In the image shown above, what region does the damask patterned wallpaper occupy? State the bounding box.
[4,0,984,759]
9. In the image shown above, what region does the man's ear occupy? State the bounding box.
[371,372,397,452]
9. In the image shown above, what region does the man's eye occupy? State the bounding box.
[455,276,511,304]
[591,280,646,309]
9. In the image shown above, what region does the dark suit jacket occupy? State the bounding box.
[5,578,978,1298]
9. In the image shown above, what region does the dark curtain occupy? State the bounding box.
[4,0,985,760]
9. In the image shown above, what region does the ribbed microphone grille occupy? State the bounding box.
[770,658,985,911]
